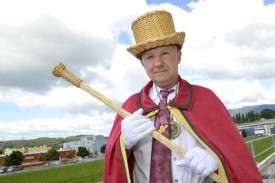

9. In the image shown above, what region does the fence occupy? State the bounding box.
[246,134,275,163]
[246,134,275,182]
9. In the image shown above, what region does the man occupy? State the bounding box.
[104,10,262,183]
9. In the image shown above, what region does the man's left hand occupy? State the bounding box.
[176,146,218,177]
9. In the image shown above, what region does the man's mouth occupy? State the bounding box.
[154,70,167,74]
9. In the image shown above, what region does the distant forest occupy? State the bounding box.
[232,108,275,124]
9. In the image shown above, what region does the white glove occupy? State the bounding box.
[176,146,218,177]
[121,109,155,149]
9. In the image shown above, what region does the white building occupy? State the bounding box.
[63,135,107,155]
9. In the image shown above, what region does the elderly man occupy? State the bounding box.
[104,10,262,183]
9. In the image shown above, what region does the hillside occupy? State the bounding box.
[228,104,275,116]
[0,135,83,149]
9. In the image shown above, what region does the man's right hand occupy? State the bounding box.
[121,108,155,149]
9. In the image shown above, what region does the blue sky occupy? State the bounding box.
[264,0,275,5]
[146,0,199,11]
[0,103,64,122]
[147,0,275,7]
[0,0,275,140]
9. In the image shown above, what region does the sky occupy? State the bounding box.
[0,0,275,141]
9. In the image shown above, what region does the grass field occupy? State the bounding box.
[245,136,275,162]
[0,159,104,183]
[0,136,273,182]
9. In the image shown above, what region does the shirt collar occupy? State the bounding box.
[150,82,178,102]
[138,77,193,113]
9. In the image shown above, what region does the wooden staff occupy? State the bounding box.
[52,63,227,183]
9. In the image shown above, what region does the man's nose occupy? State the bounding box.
[154,56,163,66]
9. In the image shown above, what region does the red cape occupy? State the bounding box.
[104,77,262,183]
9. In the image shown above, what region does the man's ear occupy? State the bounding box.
[177,50,182,64]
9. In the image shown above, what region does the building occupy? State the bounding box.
[239,125,275,137]
[4,146,51,156]
[63,135,107,155]
[0,149,76,168]
[237,119,275,137]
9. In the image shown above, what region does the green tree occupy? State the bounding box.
[77,147,90,160]
[232,115,236,123]
[67,151,75,159]
[100,144,106,154]
[3,151,24,166]
[47,149,59,161]
[38,153,47,162]
[241,113,246,123]
[234,113,242,124]
[241,129,248,138]
[261,109,274,119]
[246,111,255,122]
[255,113,260,121]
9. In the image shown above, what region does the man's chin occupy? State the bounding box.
[153,79,169,88]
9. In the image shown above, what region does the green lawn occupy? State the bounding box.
[0,159,104,183]
[245,136,275,163]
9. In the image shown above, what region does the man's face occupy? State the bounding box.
[141,45,182,90]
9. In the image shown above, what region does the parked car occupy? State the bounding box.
[0,167,7,173]
[53,161,61,165]
[15,166,23,171]
[7,166,14,172]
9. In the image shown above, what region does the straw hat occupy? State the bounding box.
[127,10,185,59]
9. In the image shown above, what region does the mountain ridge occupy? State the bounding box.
[228,104,275,116]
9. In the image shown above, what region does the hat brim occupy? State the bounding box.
[127,32,185,59]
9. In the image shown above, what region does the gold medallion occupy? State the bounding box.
[170,121,181,139]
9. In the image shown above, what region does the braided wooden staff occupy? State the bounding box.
[52,63,227,183]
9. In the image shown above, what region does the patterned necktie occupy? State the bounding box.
[150,89,174,183]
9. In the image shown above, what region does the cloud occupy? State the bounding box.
[0,16,115,93]
[0,112,116,140]
[0,0,148,93]
[0,0,145,114]
[179,0,275,82]
[228,23,275,50]
[192,78,275,109]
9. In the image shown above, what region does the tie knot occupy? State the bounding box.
[160,89,174,99]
